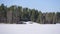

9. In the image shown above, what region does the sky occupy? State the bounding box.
[0,0,60,12]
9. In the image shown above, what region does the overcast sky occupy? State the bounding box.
[0,0,60,12]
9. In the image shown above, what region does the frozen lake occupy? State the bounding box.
[0,24,60,34]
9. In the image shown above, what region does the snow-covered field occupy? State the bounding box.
[0,23,60,34]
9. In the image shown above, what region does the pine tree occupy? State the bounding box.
[36,11,42,23]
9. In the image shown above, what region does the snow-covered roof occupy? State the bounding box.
[23,21,39,24]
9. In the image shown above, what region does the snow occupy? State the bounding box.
[0,22,60,34]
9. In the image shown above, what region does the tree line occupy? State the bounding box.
[0,4,60,24]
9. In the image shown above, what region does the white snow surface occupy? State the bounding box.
[0,22,60,34]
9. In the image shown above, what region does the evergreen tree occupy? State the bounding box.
[36,11,42,23]
[56,12,60,23]
[30,9,35,22]
[0,4,7,23]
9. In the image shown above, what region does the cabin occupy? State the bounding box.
[16,21,33,24]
